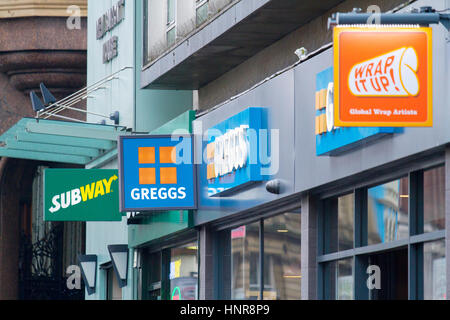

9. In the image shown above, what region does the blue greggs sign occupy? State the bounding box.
[118,135,196,211]
[206,107,268,197]
[316,67,401,156]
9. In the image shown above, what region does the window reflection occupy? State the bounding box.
[326,258,354,300]
[424,240,446,300]
[264,213,301,300]
[423,166,445,233]
[325,193,354,253]
[231,222,260,299]
[169,242,198,300]
[368,177,409,245]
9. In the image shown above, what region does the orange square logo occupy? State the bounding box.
[139,168,156,185]
[138,147,155,164]
[159,147,176,164]
[160,167,177,184]
[334,26,432,127]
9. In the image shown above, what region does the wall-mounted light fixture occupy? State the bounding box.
[266,179,281,194]
[78,254,98,295]
[108,244,129,288]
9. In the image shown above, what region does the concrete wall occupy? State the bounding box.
[145,0,237,64]
[87,0,135,128]
[197,0,409,110]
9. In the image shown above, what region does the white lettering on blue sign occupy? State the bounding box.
[130,187,187,201]
[213,125,249,178]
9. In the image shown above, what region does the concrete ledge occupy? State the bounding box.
[141,0,344,90]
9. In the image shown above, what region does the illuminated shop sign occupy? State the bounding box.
[118,135,196,211]
[44,169,122,221]
[315,67,398,156]
[206,107,267,196]
[334,26,432,127]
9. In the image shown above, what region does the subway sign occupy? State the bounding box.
[118,135,196,211]
[334,26,432,127]
[44,169,122,221]
[206,107,267,196]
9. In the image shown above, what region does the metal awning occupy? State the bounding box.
[0,118,127,165]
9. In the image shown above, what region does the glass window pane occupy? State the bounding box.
[424,240,446,300]
[231,222,260,299]
[325,193,354,253]
[167,27,176,47]
[169,242,198,300]
[325,258,354,300]
[423,166,445,233]
[143,251,161,300]
[368,248,408,300]
[368,177,409,245]
[167,0,175,24]
[196,2,208,26]
[263,212,301,300]
[338,194,354,251]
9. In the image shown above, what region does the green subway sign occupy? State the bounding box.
[44,169,122,221]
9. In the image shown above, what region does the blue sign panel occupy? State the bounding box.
[118,135,196,211]
[315,67,401,156]
[206,107,267,197]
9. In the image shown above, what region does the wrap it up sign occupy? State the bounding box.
[334,26,432,127]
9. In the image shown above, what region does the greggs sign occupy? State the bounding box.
[334,26,432,127]
[118,135,196,211]
[206,107,266,196]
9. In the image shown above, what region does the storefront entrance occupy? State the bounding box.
[368,248,408,300]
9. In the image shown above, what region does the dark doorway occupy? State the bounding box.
[368,248,408,300]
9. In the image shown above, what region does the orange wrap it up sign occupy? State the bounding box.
[334,26,433,127]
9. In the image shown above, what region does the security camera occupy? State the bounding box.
[294,47,308,61]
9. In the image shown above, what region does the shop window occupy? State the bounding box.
[226,210,301,300]
[368,248,408,300]
[319,165,446,300]
[263,213,301,300]
[324,193,354,253]
[368,177,409,245]
[423,166,445,233]
[323,258,354,300]
[231,222,260,299]
[423,240,446,300]
[169,242,198,300]
[140,239,198,301]
[145,252,162,300]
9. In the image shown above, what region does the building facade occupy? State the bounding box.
[74,0,450,300]
[0,0,88,300]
